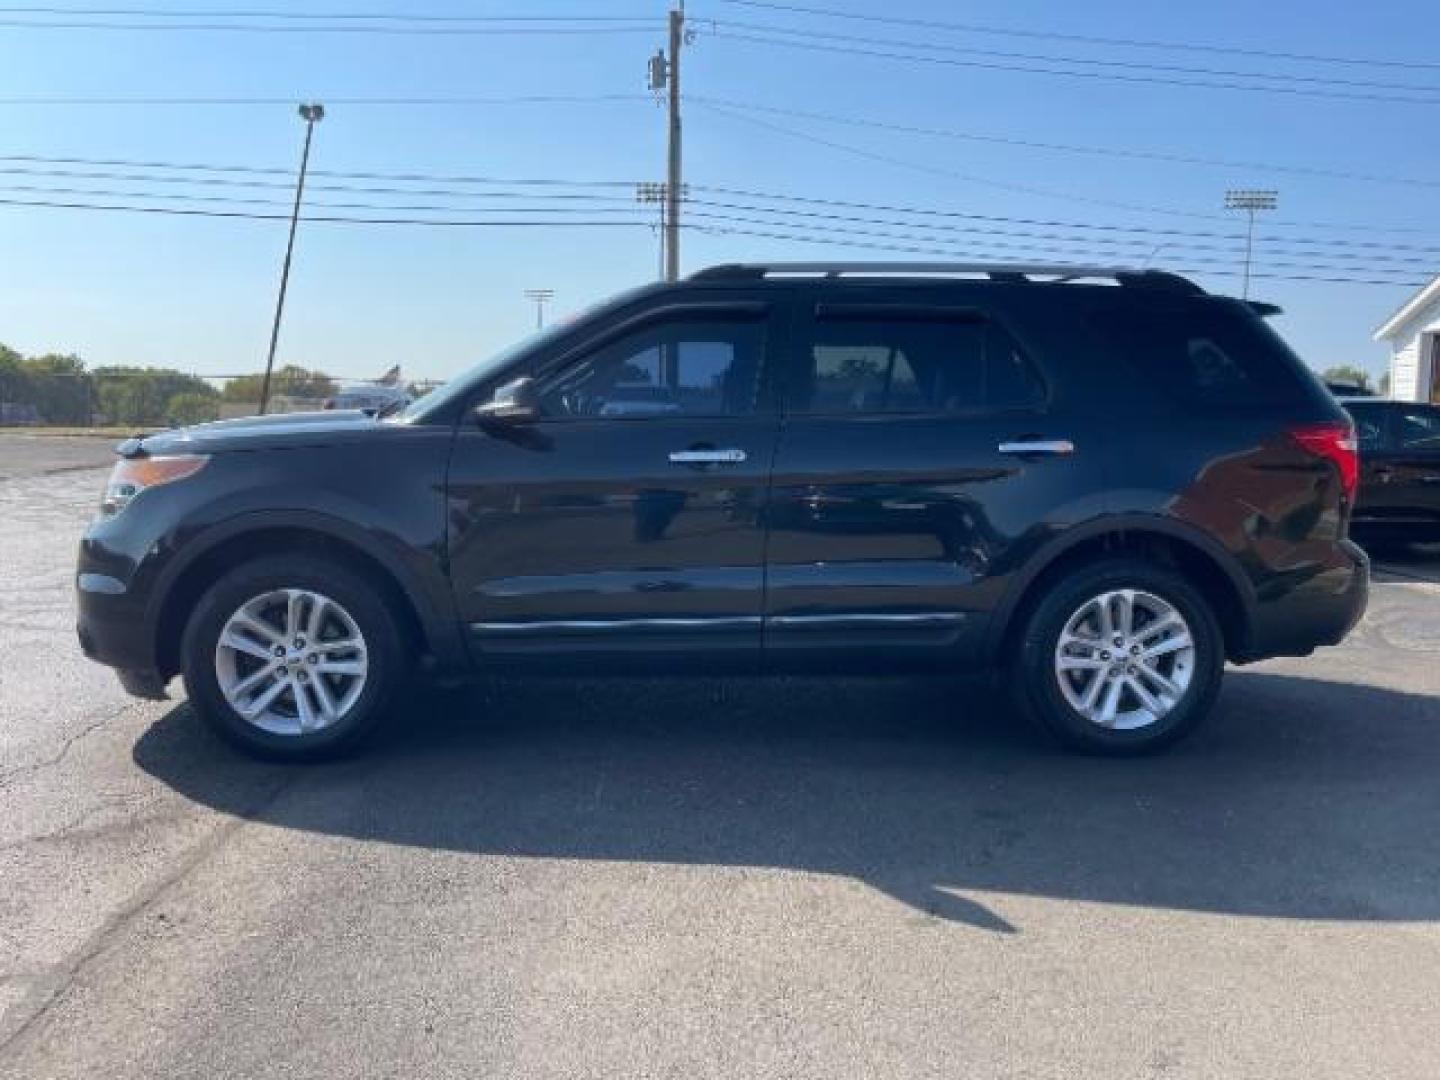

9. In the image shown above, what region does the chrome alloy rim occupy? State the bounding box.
[214,589,368,736]
[1054,589,1195,731]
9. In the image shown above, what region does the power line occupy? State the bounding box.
[689,94,1440,191]
[685,210,1434,282]
[6,152,1438,249]
[715,0,1440,73]
[705,26,1440,107]
[0,183,658,218]
[12,172,1434,264]
[692,185,1440,251]
[683,199,1440,267]
[2,180,1431,282]
[0,7,654,21]
[694,98,1235,223]
[694,100,1440,235]
[0,154,644,188]
[0,196,658,227]
[0,17,655,35]
[709,18,1440,97]
[0,92,650,107]
[0,165,651,202]
[687,220,1430,289]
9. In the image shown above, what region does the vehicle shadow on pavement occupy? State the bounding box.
[133,670,1440,933]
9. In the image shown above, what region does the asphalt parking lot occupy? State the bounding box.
[2,433,1438,1079]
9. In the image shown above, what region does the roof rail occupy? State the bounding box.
[689,261,1204,294]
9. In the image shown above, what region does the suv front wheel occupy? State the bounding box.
[181,555,406,759]
[1012,559,1225,754]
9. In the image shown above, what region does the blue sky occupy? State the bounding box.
[0,0,1436,384]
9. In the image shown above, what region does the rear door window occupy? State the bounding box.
[791,310,1044,415]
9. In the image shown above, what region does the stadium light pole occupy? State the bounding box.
[524,288,555,329]
[1224,189,1278,300]
[259,102,324,415]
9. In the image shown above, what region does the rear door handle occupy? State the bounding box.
[998,439,1075,456]
[668,448,747,465]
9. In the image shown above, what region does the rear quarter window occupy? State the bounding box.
[1090,299,1320,410]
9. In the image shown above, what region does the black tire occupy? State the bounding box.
[1010,558,1225,755]
[181,554,407,760]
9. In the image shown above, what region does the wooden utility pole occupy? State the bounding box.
[664,3,684,282]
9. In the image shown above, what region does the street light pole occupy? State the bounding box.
[1224,188,1278,300]
[259,102,324,415]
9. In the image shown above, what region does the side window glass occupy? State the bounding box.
[1351,413,1385,452]
[1186,337,1249,393]
[1398,409,1440,450]
[810,345,923,412]
[986,324,1047,410]
[1091,301,1312,408]
[795,316,1041,415]
[539,320,763,419]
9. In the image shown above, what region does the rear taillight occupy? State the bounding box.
[1289,421,1358,502]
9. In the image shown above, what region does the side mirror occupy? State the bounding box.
[476,377,540,425]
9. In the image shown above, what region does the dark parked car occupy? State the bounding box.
[1343,398,1440,545]
[77,262,1368,758]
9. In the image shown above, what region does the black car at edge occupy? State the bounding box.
[77,262,1369,757]
[1342,397,1440,546]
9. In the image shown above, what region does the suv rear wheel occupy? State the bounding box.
[1011,559,1224,754]
[181,555,406,759]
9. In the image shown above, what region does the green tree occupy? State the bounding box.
[22,353,89,424]
[0,344,33,422]
[1319,365,1372,391]
[164,390,222,426]
[222,365,336,405]
[93,366,217,427]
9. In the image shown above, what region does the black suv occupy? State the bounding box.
[77,262,1368,758]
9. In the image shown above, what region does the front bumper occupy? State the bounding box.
[76,528,168,695]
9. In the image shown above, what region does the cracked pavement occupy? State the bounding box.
[2,433,1439,1079]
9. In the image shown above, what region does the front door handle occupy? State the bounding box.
[668,448,747,465]
[998,439,1075,456]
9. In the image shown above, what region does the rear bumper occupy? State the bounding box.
[1236,539,1369,662]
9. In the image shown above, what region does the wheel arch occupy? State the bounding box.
[987,516,1256,665]
[149,511,462,679]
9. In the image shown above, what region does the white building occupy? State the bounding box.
[1374,274,1440,402]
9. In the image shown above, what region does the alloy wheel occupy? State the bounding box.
[213,588,369,736]
[1053,588,1196,731]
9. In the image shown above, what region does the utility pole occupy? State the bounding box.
[524,288,555,330]
[259,102,324,415]
[665,3,683,281]
[647,4,685,281]
[636,181,688,280]
[1224,189,1278,300]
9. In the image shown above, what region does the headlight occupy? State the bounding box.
[99,455,209,517]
